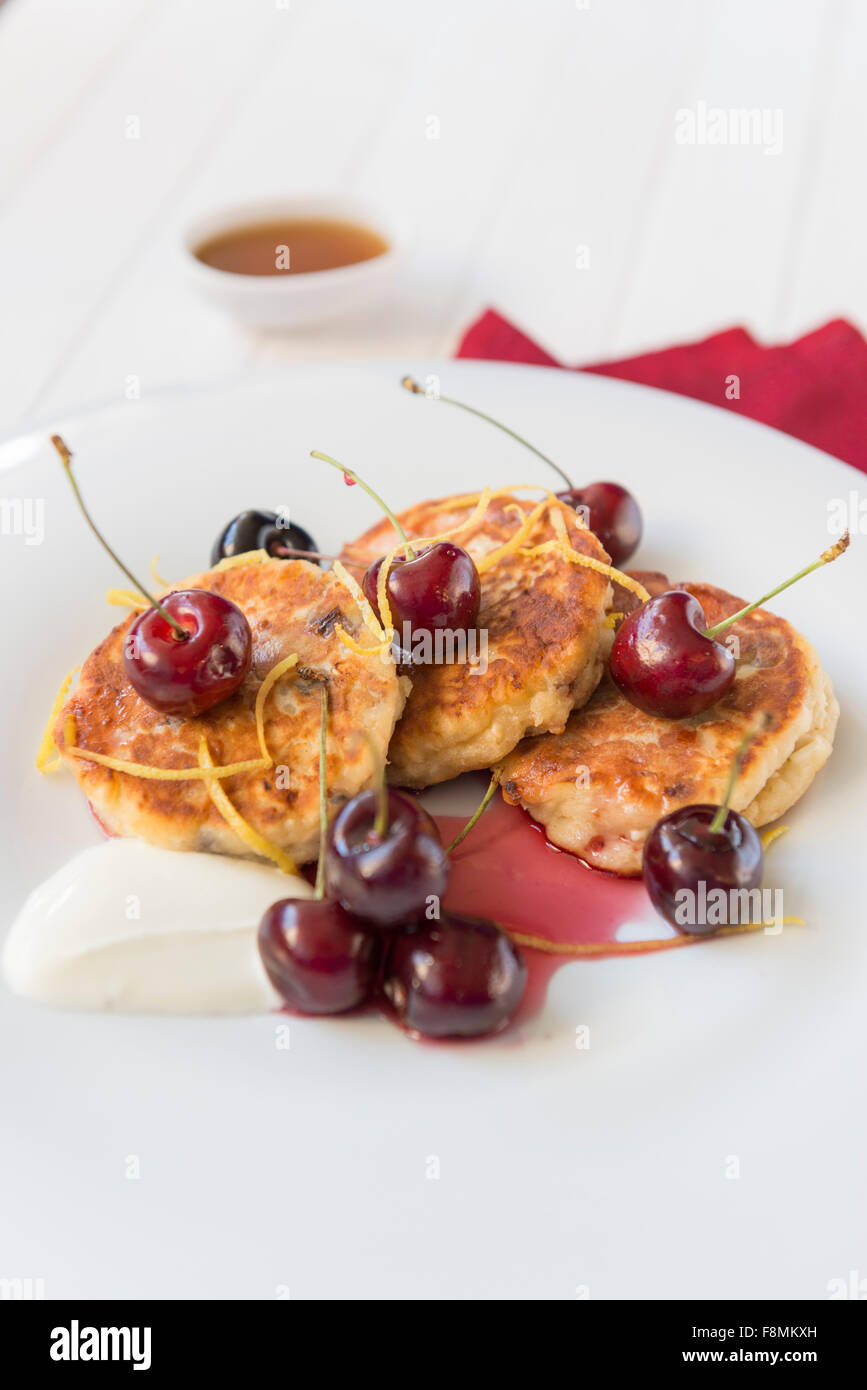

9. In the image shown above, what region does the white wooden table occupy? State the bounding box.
[0,0,862,440]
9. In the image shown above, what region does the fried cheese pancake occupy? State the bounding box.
[501,578,838,875]
[340,492,613,787]
[55,558,408,865]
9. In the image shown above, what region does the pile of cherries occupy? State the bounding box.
[258,788,527,1039]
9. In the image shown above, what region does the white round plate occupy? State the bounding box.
[1,362,864,1300]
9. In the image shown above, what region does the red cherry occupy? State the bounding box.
[609,590,735,719]
[122,589,252,716]
[610,536,853,720]
[556,481,642,565]
[381,914,527,1039]
[325,789,449,928]
[258,898,380,1015]
[643,805,763,933]
[311,450,481,642]
[362,541,481,638]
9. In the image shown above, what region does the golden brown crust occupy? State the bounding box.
[501,579,837,875]
[56,559,406,863]
[340,492,613,787]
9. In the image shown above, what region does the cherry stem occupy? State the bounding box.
[361,733,389,838]
[401,375,574,490]
[709,723,765,833]
[374,758,388,838]
[311,450,416,560]
[705,532,850,640]
[267,545,365,567]
[446,768,500,854]
[314,685,328,901]
[52,435,188,641]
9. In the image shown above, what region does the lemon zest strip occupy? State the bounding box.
[64,747,269,781]
[213,548,271,572]
[411,485,494,550]
[106,587,149,610]
[254,653,298,762]
[35,667,80,773]
[418,484,558,513]
[762,824,790,851]
[507,916,804,957]
[476,499,551,574]
[198,736,297,874]
[520,538,650,602]
[376,545,398,634]
[331,559,388,642]
[150,555,169,587]
[549,503,577,547]
[604,611,625,629]
[504,502,529,524]
[336,626,394,657]
[548,504,648,599]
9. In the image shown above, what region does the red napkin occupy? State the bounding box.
[456,309,867,475]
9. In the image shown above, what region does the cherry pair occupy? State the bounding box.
[258,900,526,1040]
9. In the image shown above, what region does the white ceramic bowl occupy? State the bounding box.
[180,196,407,330]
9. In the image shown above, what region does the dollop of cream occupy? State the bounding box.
[2,840,312,1014]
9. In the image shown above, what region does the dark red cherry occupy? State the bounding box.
[122,589,252,716]
[557,481,642,565]
[642,805,763,934]
[362,541,480,638]
[381,914,527,1039]
[325,789,449,928]
[609,589,735,719]
[211,509,319,566]
[258,898,380,1015]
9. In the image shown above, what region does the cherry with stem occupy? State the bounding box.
[311,448,481,639]
[324,734,449,929]
[610,532,850,720]
[401,376,642,565]
[52,435,253,716]
[642,726,766,933]
[52,435,186,640]
[258,682,381,1014]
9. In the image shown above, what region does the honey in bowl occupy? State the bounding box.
[194,217,389,277]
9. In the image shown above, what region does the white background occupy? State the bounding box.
[0,0,864,438]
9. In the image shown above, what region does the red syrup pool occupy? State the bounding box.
[432,798,694,1028]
